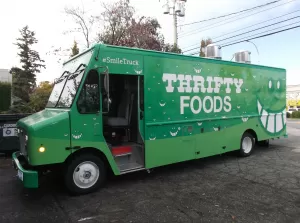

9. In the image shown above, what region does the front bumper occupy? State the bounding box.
[12,152,38,188]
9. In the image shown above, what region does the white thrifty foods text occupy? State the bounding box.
[162,73,244,115]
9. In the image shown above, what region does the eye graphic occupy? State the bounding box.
[269,80,272,89]
[277,81,280,89]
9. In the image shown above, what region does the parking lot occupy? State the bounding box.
[1,120,300,223]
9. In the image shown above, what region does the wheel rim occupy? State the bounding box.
[73,161,100,189]
[242,136,252,154]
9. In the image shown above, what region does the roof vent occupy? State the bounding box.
[234,50,251,63]
[205,44,222,59]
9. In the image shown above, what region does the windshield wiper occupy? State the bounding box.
[68,69,85,80]
[67,63,86,80]
[75,64,86,72]
[54,71,70,84]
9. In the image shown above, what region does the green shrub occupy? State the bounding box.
[291,111,300,119]
[287,112,291,118]
[0,82,11,112]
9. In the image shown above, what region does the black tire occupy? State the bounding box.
[64,153,106,195]
[239,132,255,157]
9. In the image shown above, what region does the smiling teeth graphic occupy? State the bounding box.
[72,133,82,139]
[213,127,219,131]
[159,102,166,107]
[197,122,203,126]
[170,131,178,137]
[194,68,202,73]
[242,117,248,122]
[134,69,142,74]
[149,137,156,140]
[257,101,286,133]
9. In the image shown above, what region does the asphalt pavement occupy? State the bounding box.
[1,120,300,223]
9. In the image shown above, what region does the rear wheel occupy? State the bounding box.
[239,132,255,157]
[64,153,106,195]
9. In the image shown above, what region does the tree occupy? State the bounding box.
[9,26,45,113]
[97,0,165,51]
[10,67,29,103]
[64,6,95,48]
[163,43,182,54]
[0,82,11,112]
[199,38,213,57]
[15,26,46,90]
[97,0,135,45]
[29,81,53,112]
[70,40,80,57]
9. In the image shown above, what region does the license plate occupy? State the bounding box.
[17,170,23,181]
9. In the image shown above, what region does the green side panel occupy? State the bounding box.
[17,109,71,166]
[142,54,286,168]
[69,109,120,175]
[12,152,38,188]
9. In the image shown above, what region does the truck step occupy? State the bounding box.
[118,162,145,173]
[111,145,132,157]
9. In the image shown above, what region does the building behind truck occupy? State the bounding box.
[12,44,287,195]
[0,69,12,110]
[0,69,12,83]
[286,84,300,113]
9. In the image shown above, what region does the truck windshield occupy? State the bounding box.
[46,68,85,108]
[46,48,94,108]
[46,72,69,107]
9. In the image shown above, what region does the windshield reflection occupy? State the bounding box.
[46,72,69,108]
[56,70,84,108]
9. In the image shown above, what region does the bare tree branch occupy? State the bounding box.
[64,6,94,48]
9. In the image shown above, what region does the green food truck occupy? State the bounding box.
[12,44,287,195]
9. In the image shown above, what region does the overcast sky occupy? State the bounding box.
[1,0,300,85]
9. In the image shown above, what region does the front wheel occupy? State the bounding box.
[64,154,106,195]
[239,132,255,157]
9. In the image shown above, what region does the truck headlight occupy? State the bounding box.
[39,146,45,153]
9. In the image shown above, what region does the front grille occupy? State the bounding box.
[18,128,27,156]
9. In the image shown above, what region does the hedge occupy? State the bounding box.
[0,82,11,112]
[291,111,300,119]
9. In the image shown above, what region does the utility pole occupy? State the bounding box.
[162,0,186,46]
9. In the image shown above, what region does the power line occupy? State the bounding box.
[179,0,296,37]
[184,19,300,53]
[220,21,300,46]
[214,16,300,43]
[182,9,300,50]
[178,0,296,38]
[188,24,300,55]
[221,25,300,47]
[178,0,283,27]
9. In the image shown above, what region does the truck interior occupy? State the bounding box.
[102,74,145,173]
